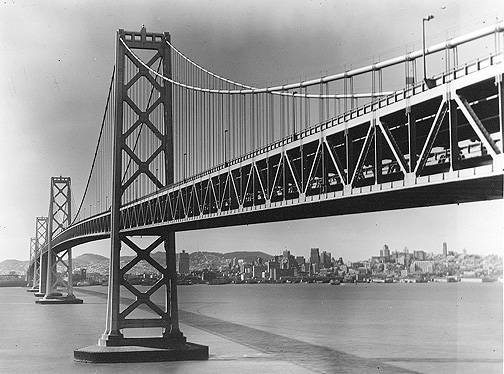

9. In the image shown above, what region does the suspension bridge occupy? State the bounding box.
[24,23,504,362]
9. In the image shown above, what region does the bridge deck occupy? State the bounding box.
[44,49,504,253]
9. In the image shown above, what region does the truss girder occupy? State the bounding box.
[377,119,409,175]
[414,100,448,175]
[454,94,500,158]
[49,54,503,254]
[350,123,375,186]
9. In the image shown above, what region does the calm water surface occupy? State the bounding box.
[171,282,502,372]
[98,281,502,373]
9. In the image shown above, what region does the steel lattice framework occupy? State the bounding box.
[99,27,185,349]
[27,238,37,288]
[50,52,503,253]
[41,177,77,300]
[33,216,48,295]
[27,25,504,358]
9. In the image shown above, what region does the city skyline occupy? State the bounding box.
[0,0,503,263]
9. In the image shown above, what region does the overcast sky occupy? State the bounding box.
[0,0,503,262]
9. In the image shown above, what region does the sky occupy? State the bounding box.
[0,0,503,262]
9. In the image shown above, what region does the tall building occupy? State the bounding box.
[320,251,332,268]
[383,245,390,259]
[413,250,426,261]
[295,256,305,267]
[410,260,434,274]
[443,242,448,256]
[177,250,190,275]
[310,248,320,264]
[266,261,279,280]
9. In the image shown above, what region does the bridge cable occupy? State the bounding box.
[72,66,115,224]
[121,38,392,99]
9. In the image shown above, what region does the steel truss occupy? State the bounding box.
[41,177,78,300]
[115,70,502,228]
[51,53,504,251]
[99,27,186,349]
[34,216,48,295]
[27,238,37,287]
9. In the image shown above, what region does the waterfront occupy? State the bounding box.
[0,282,501,373]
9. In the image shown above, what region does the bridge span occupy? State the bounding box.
[24,23,504,363]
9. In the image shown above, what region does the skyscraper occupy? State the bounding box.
[443,242,448,256]
[320,251,332,268]
[310,248,320,264]
[177,250,190,275]
[295,256,305,267]
[383,245,390,259]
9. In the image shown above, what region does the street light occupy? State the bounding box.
[422,14,436,88]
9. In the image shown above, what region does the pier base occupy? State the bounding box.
[34,291,61,298]
[36,295,83,305]
[74,342,209,363]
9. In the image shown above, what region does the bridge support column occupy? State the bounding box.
[26,238,39,291]
[34,253,48,297]
[37,177,82,305]
[74,232,207,363]
[74,27,207,363]
[32,217,48,297]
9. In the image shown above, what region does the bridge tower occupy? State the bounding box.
[74,27,207,362]
[33,217,48,297]
[36,177,83,304]
[26,238,37,290]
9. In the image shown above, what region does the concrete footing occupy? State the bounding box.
[36,295,83,305]
[34,291,62,298]
[74,342,209,363]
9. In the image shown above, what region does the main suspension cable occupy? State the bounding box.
[72,66,115,224]
[121,38,392,99]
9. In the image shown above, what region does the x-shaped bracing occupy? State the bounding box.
[118,236,170,323]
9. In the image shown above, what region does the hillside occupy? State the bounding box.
[0,259,29,275]
[0,250,274,275]
[73,253,108,267]
[222,251,273,263]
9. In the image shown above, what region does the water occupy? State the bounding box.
[172,282,502,373]
[2,283,500,374]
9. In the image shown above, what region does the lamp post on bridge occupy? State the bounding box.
[422,14,436,89]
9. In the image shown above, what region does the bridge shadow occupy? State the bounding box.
[76,288,427,373]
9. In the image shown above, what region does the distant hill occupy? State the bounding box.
[222,251,273,263]
[0,250,274,275]
[73,253,108,267]
[0,259,29,275]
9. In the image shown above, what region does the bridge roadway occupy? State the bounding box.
[48,52,504,254]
